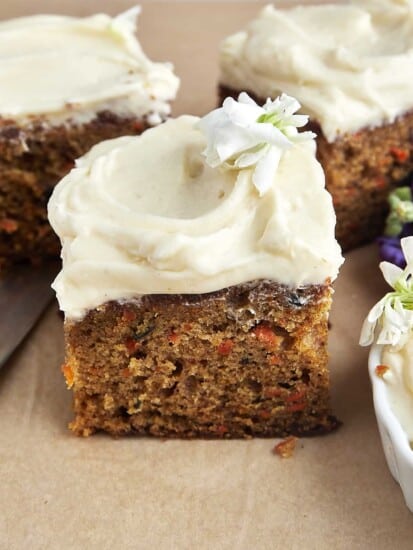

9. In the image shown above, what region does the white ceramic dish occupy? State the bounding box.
[369,344,413,511]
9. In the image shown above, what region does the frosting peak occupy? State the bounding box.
[49,115,343,319]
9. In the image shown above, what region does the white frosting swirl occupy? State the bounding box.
[0,7,179,125]
[219,1,413,142]
[382,338,413,442]
[48,116,343,319]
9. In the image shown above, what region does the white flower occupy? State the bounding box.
[360,237,413,347]
[198,92,316,195]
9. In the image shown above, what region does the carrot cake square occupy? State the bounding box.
[49,93,343,437]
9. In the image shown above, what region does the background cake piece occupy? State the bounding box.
[0,7,179,269]
[49,95,343,438]
[218,1,413,251]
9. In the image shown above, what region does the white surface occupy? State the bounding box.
[369,344,413,512]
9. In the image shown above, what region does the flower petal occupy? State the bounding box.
[285,114,309,128]
[288,129,317,141]
[214,124,262,162]
[376,299,406,345]
[252,146,282,196]
[360,297,387,346]
[401,236,413,267]
[367,297,386,323]
[234,144,268,168]
[265,93,300,117]
[247,122,293,148]
[238,92,257,106]
[359,317,376,346]
[380,260,403,288]
[223,96,263,127]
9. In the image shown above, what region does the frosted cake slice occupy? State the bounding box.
[49,94,343,437]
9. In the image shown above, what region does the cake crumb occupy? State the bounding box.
[375,364,389,377]
[272,436,298,458]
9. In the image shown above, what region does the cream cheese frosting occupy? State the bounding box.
[49,115,343,319]
[382,340,413,442]
[0,7,179,125]
[219,0,413,142]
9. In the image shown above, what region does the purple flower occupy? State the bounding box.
[378,223,413,267]
[378,236,406,268]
